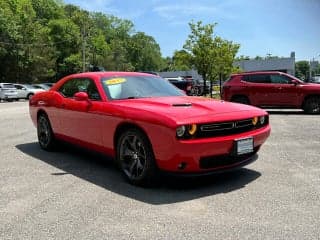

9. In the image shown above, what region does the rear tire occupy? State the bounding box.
[303,96,320,114]
[116,128,158,186]
[27,93,34,100]
[37,113,57,151]
[231,96,250,105]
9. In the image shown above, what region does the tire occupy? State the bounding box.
[27,93,34,100]
[190,87,199,96]
[116,128,158,186]
[231,96,250,105]
[37,113,57,151]
[303,96,320,114]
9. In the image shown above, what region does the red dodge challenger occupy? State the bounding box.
[29,72,271,186]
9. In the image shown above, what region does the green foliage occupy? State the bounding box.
[171,50,193,71]
[183,21,240,95]
[295,61,310,80]
[127,32,164,71]
[0,0,164,83]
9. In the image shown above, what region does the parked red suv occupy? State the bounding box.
[222,71,320,114]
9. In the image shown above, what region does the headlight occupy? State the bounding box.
[259,116,265,125]
[176,126,186,137]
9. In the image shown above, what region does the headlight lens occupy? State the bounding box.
[259,116,265,125]
[176,126,186,137]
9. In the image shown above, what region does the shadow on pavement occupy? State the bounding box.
[16,142,261,205]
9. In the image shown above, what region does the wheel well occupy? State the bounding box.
[302,94,320,108]
[113,123,151,150]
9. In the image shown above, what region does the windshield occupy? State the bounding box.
[101,76,185,100]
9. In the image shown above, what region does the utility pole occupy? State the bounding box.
[82,25,86,72]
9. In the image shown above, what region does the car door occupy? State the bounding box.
[14,84,26,99]
[56,78,104,146]
[269,74,300,106]
[242,74,274,106]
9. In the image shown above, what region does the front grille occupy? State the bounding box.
[196,117,268,139]
[199,148,258,169]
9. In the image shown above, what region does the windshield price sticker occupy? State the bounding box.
[105,78,126,85]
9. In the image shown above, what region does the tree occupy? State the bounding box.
[0,0,166,82]
[171,50,193,70]
[295,61,310,81]
[235,55,250,61]
[184,21,240,96]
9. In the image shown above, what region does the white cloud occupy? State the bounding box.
[153,4,217,20]
[65,0,116,14]
[152,2,235,25]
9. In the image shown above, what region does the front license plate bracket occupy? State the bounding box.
[233,137,254,155]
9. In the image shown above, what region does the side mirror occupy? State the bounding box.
[291,80,299,86]
[74,92,89,101]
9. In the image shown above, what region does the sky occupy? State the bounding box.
[64,0,320,61]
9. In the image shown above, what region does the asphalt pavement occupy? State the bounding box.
[0,101,319,240]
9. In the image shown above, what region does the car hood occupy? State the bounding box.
[113,96,266,125]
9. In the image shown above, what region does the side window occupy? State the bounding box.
[58,78,101,100]
[15,85,22,90]
[86,79,101,100]
[243,74,271,83]
[59,79,80,98]
[270,75,291,84]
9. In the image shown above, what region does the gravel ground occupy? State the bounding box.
[0,101,319,240]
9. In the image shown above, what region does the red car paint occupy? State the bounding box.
[222,71,320,112]
[30,72,270,174]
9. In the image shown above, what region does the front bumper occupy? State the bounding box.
[154,125,270,173]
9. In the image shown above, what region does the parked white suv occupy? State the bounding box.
[14,84,44,100]
[0,83,18,102]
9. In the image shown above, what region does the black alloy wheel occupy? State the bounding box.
[303,96,320,114]
[117,129,157,186]
[37,114,56,151]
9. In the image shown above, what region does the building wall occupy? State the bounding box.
[234,52,295,75]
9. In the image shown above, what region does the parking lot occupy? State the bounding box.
[0,101,319,239]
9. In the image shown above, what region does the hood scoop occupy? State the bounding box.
[172,103,192,107]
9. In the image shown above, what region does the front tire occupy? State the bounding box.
[116,129,158,186]
[37,114,57,151]
[303,96,320,114]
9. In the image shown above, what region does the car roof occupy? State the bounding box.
[65,71,156,79]
[231,71,284,76]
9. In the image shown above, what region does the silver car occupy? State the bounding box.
[14,84,44,100]
[0,83,18,102]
